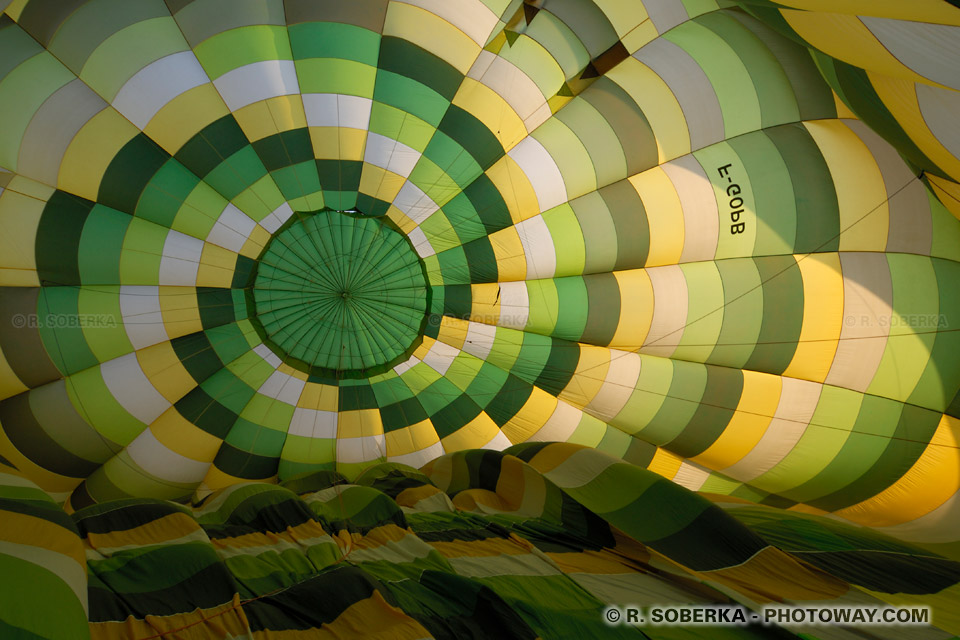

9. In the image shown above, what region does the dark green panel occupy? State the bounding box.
[98,133,170,214]
[35,191,93,286]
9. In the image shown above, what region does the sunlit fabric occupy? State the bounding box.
[1,0,960,638]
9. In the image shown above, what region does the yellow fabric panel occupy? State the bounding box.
[629,168,684,267]
[592,0,650,38]
[782,252,843,382]
[142,84,229,155]
[559,345,609,409]
[395,483,447,508]
[337,409,383,438]
[210,520,328,552]
[606,58,690,163]
[150,407,222,462]
[870,72,960,181]
[501,387,557,443]
[85,512,199,551]
[359,164,405,202]
[386,205,417,233]
[0,350,27,401]
[697,546,848,603]
[833,414,960,526]
[297,382,339,411]
[0,509,85,567]
[547,549,639,575]
[309,127,367,160]
[58,108,137,201]
[804,120,889,250]
[776,1,960,25]
[278,363,308,381]
[232,94,307,142]
[157,286,203,338]
[486,155,540,224]
[384,420,439,456]
[0,185,44,286]
[136,341,195,403]
[453,77,528,150]
[621,17,659,53]
[690,370,781,469]
[239,224,271,259]
[610,269,654,348]
[647,447,684,480]
[428,535,533,559]
[833,90,858,119]
[487,225,527,281]
[91,595,249,640]
[437,316,469,350]
[441,412,501,451]
[496,455,547,517]
[384,3,480,75]
[195,242,237,288]
[928,174,960,220]
[200,465,249,492]
[469,282,502,324]
[782,10,946,85]
[264,592,431,640]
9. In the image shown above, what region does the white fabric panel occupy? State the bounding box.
[530,400,581,442]
[498,281,529,330]
[112,51,209,127]
[721,377,822,482]
[672,461,711,491]
[253,344,283,368]
[508,136,567,212]
[100,353,171,425]
[364,133,421,177]
[917,83,960,158]
[585,350,642,421]
[337,435,386,463]
[258,370,306,405]
[862,17,960,91]
[393,181,439,223]
[389,441,444,468]
[119,286,169,349]
[516,215,557,280]
[423,340,460,375]
[663,155,719,263]
[259,202,295,234]
[288,408,338,438]
[481,430,512,451]
[463,321,497,359]
[408,226,436,258]
[159,230,203,286]
[642,265,688,358]
[397,0,498,46]
[207,203,257,252]
[302,93,372,129]
[213,60,300,111]
[825,253,893,393]
[641,0,690,33]
[127,428,211,483]
[392,355,421,375]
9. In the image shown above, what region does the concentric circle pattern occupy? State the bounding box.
[252,210,428,376]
